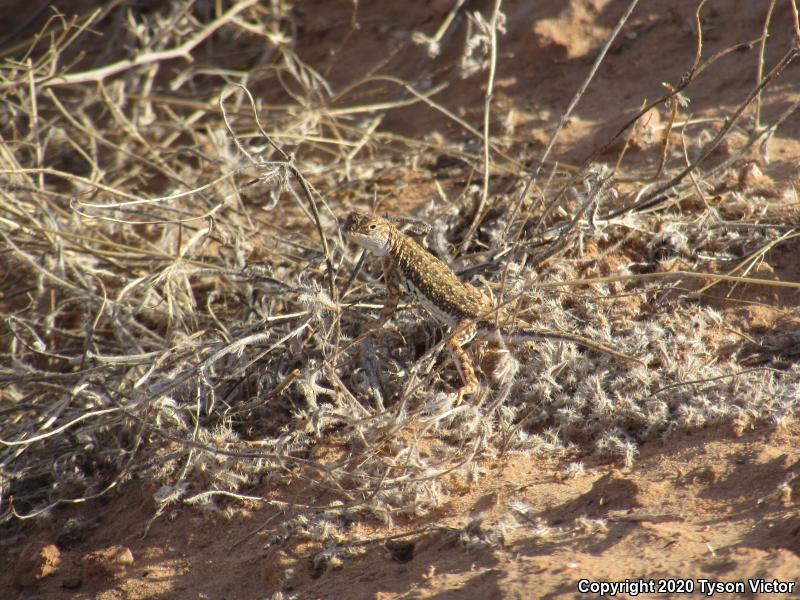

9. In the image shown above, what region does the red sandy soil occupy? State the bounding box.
[5,423,800,599]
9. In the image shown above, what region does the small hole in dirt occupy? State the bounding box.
[386,540,416,563]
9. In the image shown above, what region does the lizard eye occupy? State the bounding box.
[368,223,377,230]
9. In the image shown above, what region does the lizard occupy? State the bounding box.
[342,211,644,402]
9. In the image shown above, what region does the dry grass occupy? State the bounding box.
[1,0,799,542]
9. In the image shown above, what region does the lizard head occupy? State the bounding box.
[342,212,393,256]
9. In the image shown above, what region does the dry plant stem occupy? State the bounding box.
[0,224,211,265]
[530,271,800,292]
[356,75,528,171]
[97,84,188,188]
[345,116,383,163]
[461,0,503,253]
[575,0,710,177]
[24,0,261,88]
[755,0,779,128]
[227,510,284,550]
[652,89,679,181]
[323,82,453,118]
[0,0,51,48]
[109,409,357,503]
[4,10,93,80]
[679,119,708,203]
[0,2,122,60]
[0,405,123,447]
[605,43,800,218]
[411,0,467,55]
[703,91,800,183]
[505,0,640,238]
[27,59,43,190]
[346,524,444,548]
[9,425,145,520]
[0,230,85,296]
[221,84,337,299]
[792,0,800,42]
[650,368,780,397]
[0,168,172,203]
[697,230,799,296]
[541,172,610,264]
[611,100,646,175]
[530,0,761,210]
[535,0,639,177]
[224,369,302,417]
[361,76,477,135]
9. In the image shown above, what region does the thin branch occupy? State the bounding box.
[604,43,799,218]
[31,0,260,88]
[461,0,503,253]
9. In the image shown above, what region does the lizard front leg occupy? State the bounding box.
[448,320,480,404]
[361,255,401,332]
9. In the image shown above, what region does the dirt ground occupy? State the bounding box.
[2,1,800,598]
[6,422,800,599]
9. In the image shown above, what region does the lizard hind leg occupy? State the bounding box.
[447,321,480,405]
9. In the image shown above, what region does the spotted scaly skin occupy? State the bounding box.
[343,212,491,325]
[342,211,642,401]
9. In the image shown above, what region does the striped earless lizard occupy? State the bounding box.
[342,211,643,402]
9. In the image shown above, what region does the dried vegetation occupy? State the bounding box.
[1,0,799,543]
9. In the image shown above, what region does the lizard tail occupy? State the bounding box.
[490,327,646,366]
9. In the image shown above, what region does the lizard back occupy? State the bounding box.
[343,212,491,325]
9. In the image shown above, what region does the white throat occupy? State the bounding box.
[348,233,390,257]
